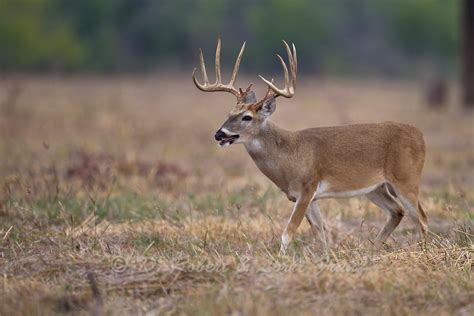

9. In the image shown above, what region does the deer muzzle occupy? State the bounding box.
[214,129,239,147]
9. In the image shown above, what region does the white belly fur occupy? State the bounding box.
[312,180,382,200]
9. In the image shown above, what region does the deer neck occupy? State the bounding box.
[244,120,294,190]
[244,120,283,152]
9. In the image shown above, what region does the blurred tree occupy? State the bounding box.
[462,0,474,107]
[384,0,458,58]
[425,74,448,109]
[0,0,462,75]
[0,0,84,70]
[54,0,124,70]
[246,0,330,72]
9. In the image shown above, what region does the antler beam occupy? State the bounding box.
[192,38,246,99]
[258,41,297,99]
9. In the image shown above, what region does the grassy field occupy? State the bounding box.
[0,74,472,315]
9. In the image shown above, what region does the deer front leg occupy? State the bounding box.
[280,190,313,255]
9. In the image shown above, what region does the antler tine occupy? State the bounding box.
[283,40,297,87]
[199,48,209,84]
[277,54,290,90]
[292,43,297,75]
[192,48,209,90]
[215,38,222,84]
[283,41,293,69]
[229,41,246,86]
[244,83,253,93]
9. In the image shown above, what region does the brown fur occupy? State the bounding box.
[245,121,425,198]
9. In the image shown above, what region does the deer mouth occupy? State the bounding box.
[218,135,239,147]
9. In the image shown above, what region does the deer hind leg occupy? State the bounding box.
[367,184,404,246]
[389,181,428,239]
[305,200,329,249]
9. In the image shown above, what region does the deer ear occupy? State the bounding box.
[258,97,276,118]
[244,91,257,104]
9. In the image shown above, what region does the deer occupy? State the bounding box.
[192,39,428,255]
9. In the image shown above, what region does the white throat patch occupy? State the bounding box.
[246,139,263,151]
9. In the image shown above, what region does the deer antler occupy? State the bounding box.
[192,38,246,100]
[258,41,297,99]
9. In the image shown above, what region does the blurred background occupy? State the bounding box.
[0,0,462,75]
[1,0,472,106]
[0,0,472,169]
[0,0,473,183]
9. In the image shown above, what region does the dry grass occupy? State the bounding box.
[0,74,472,315]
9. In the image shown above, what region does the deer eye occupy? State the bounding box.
[242,115,253,121]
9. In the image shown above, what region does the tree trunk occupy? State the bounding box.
[462,0,474,107]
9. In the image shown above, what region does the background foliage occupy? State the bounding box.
[0,0,461,74]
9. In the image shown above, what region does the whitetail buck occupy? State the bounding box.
[192,39,428,254]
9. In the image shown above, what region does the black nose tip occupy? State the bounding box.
[214,130,226,141]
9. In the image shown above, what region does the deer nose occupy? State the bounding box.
[214,130,226,141]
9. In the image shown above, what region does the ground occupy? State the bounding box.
[0,74,472,315]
